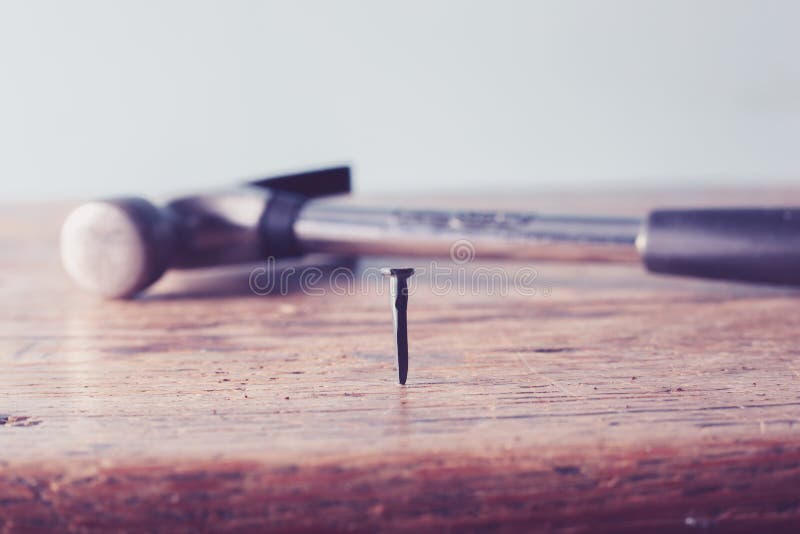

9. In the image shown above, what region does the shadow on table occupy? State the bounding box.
[141,255,357,301]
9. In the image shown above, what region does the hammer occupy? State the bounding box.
[60,166,800,298]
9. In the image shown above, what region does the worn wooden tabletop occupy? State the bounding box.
[2,190,800,532]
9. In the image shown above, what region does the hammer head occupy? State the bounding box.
[60,198,175,299]
[60,167,351,298]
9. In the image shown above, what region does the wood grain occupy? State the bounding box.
[2,190,800,532]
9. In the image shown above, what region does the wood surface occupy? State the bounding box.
[2,190,800,532]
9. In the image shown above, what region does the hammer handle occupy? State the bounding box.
[639,208,800,286]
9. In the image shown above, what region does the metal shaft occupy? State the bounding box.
[295,198,643,263]
[383,268,414,385]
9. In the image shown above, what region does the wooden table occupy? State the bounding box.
[2,191,800,532]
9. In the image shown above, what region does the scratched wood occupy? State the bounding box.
[2,190,800,532]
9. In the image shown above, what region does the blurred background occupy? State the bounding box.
[1,0,799,201]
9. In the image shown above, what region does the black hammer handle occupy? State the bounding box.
[640,208,800,286]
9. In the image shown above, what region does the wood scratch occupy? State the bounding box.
[11,340,38,360]
[515,351,579,399]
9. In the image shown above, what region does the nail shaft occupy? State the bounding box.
[382,268,414,385]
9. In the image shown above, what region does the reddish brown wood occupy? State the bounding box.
[2,190,800,532]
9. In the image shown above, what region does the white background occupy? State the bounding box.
[1,0,799,200]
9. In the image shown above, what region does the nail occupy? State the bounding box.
[381,268,415,385]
